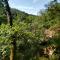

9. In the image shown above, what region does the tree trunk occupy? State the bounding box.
[3,0,16,60]
[3,0,12,26]
[10,35,17,60]
[10,46,14,60]
[2,55,5,60]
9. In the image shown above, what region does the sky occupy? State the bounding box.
[9,0,60,15]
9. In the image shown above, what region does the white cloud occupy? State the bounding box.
[33,0,40,3]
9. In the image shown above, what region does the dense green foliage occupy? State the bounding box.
[0,0,60,60]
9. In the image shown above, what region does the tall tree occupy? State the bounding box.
[2,0,16,60]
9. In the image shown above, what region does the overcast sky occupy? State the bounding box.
[9,0,60,15]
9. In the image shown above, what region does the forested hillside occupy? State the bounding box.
[0,0,60,60]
